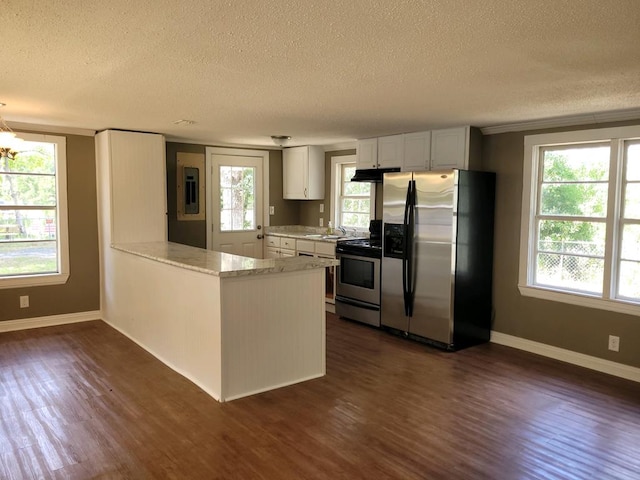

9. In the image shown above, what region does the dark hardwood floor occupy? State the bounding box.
[0,313,639,479]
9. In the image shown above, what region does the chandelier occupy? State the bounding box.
[0,103,24,159]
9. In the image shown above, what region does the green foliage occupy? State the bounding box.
[539,152,606,243]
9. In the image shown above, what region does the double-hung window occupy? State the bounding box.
[520,125,640,315]
[331,155,374,231]
[0,133,69,289]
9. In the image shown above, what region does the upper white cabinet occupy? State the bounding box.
[95,130,167,244]
[283,146,325,200]
[356,135,403,169]
[377,134,403,168]
[356,138,377,169]
[402,131,431,171]
[430,126,482,171]
[357,126,482,173]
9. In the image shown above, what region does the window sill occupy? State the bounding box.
[518,284,640,317]
[0,273,70,290]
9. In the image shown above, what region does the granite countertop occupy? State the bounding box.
[112,241,338,278]
[265,225,364,243]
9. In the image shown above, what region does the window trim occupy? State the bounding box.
[330,155,375,232]
[0,133,69,289]
[519,125,640,316]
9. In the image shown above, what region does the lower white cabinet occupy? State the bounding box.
[296,239,336,306]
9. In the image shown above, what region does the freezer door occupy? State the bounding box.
[381,172,412,332]
[409,171,455,344]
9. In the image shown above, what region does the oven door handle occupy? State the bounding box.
[335,296,380,311]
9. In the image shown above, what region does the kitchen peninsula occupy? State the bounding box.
[95,130,335,402]
[102,241,335,402]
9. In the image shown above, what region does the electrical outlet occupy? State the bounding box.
[608,335,620,352]
[269,205,275,215]
[319,204,324,213]
[319,218,324,227]
[20,295,29,308]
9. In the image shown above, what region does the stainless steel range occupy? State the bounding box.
[335,221,382,327]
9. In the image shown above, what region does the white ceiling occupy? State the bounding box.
[2,1,640,147]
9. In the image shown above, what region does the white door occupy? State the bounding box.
[209,153,264,257]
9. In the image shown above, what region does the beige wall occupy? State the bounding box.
[299,149,357,227]
[166,144,300,248]
[484,119,640,369]
[0,133,100,321]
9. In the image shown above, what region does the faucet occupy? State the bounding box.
[337,225,347,235]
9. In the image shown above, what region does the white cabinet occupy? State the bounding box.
[283,146,325,200]
[356,138,377,169]
[95,130,166,245]
[377,134,403,168]
[265,235,295,257]
[358,126,482,173]
[356,135,402,169]
[296,239,336,306]
[430,126,482,170]
[402,131,431,171]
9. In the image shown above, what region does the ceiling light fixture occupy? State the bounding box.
[271,135,291,147]
[0,103,24,160]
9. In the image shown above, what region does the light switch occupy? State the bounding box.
[319,218,324,227]
[319,204,324,213]
[269,206,275,215]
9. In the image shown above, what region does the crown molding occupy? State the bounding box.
[480,108,640,136]
[7,121,96,137]
[323,141,357,152]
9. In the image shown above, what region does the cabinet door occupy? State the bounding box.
[283,147,308,199]
[402,131,431,171]
[356,138,378,169]
[377,134,403,168]
[430,127,469,170]
[265,247,280,259]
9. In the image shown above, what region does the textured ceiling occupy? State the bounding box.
[1,0,640,147]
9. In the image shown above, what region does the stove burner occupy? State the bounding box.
[336,238,382,258]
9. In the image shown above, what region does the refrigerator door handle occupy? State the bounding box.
[402,180,415,317]
[406,180,416,317]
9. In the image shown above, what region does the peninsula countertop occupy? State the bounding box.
[112,241,338,278]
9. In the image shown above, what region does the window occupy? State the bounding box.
[330,155,374,231]
[520,125,640,315]
[0,133,69,289]
[219,165,255,231]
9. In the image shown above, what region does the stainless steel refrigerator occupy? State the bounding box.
[381,169,495,350]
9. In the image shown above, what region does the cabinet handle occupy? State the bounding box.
[304,188,308,198]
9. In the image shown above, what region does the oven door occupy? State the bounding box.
[336,253,380,306]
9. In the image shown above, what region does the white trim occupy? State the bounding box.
[9,122,96,137]
[0,133,70,289]
[518,285,640,316]
[491,331,640,383]
[204,147,270,250]
[323,141,357,152]
[330,154,373,232]
[0,310,101,333]
[481,108,640,135]
[519,125,640,312]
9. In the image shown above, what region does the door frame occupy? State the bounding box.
[205,147,270,251]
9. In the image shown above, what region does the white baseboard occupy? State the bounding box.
[0,310,101,333]
[491,331,640,383]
